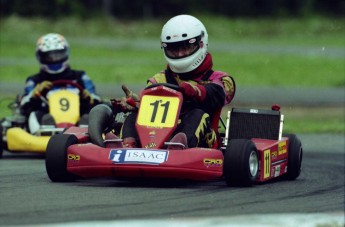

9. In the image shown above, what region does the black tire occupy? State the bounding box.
[284,133,303,180]
[45,134,78,182]
[223,139,259,186]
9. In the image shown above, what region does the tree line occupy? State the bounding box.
[1,0,344,19]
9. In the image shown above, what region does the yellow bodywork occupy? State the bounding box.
[6,127,50,153]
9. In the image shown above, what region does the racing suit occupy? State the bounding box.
[122,53,236,148]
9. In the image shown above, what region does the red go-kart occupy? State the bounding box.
[45,83,303,186]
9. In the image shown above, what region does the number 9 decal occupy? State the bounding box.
[59,98,70,111]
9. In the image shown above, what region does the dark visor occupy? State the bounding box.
[37,49,68,64]
[162,35,202,59]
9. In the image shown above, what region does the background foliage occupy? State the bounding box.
[1,0,344,19]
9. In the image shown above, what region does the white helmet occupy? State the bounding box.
[36,33,69,74]
[161,15,208,73]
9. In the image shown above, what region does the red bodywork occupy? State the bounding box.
[253,138,289,182]
[64,127,224,181]
[61,85,291,183]
[63,126,290,182]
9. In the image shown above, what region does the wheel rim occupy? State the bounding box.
[249,150,259,177]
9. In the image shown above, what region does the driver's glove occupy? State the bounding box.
[111,85,140,112]
[33,81,53,97]
[82,90,94,105]
[179,82,206,102]
[122,85,140,102]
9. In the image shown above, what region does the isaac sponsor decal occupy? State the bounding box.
[109,149,168,164]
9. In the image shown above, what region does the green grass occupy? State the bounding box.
[0,16,344,134]
[1,16,344,86]
[265,107,344,134]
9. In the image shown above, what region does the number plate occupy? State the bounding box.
[137,95,180,128]
[49,90,80,124]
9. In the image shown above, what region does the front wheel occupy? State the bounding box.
[284,133,303,180]
[45,134,78,182]
[223,139,259,186]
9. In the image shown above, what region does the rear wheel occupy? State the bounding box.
[284,133,303,180]
[223,139,259,186]
[45,134,78,182]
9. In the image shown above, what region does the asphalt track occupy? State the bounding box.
[0,133,344,226]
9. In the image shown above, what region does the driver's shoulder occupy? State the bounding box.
[209,70,229,79]
[68,69,86,77]
[25,72,45,84]
[148,72,167,84]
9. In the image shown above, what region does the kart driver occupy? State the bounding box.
[20,33,102,133]
[115,15,236,149]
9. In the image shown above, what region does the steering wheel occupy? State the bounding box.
[145,83,180,91]
[51,80,84,93]
[38,79,85,104]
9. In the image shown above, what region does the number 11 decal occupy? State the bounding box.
[137,95,180,128]
[150,100,170,123]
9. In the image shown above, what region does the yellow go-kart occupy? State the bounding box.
[0,80,86,158]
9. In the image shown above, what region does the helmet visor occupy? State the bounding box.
[162,35,201,59]
[37,49,68,64]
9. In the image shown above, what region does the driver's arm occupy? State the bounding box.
[80,74,102,105]
[20,78,50,116]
